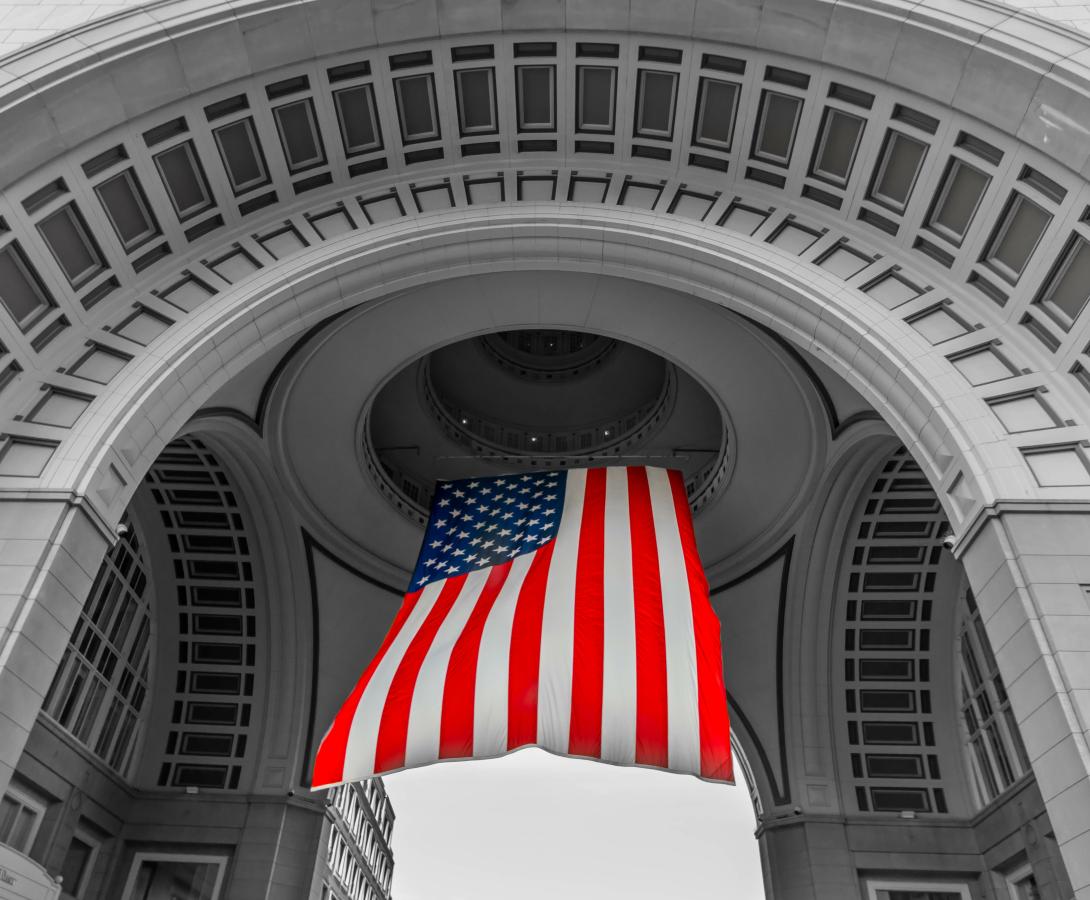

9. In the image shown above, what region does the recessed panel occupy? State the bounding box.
[983,192,1051,283]
[635,70,677,139]
[37,203,104,287]
[0,242,54,329]
[516,66,556,132]
[394,74,440,144]
[455,68,497,136]
[810,108,865,186]
[334,84,383,156]
[576,66,616,133]
[154,141,214,220]
[273,98,326,173]
[1035,235,1090,329]
[868,131,927,212]
[693,78,739,151]
[927,158,990,244]
[752,91,802,166]
[95,170,159,252]
[213,118,270,194]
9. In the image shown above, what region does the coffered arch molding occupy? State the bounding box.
[67,210,1010,532]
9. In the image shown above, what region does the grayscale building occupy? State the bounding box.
[0,1,1089,898]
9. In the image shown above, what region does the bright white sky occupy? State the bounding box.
[383,747,765,900]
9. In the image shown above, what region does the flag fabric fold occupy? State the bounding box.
[313,466,732,787]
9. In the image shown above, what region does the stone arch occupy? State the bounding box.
[2,1,1090,897]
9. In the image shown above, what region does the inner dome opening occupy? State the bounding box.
[366,329,727,518]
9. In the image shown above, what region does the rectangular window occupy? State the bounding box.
[122,853,227,900]
[0,241,54,330]
[37,203,105,288]
[213,118,270,194]
[455,67,497,136]
[751,90,803,167]
[810,107,865,187]
[394,74,440,144]
[0,788,45,853]
[273,98,327,173]
[868,130,927,212]
[333,84,383,156]
[634,69,678,140]
[927,158,990,245]
[516,65,556,132]
[576,66,616,133]
[692,77,740,151]
[867,881,970,900]
[1035,233,1090,329]
[95,169,160,252]
[154,141,214,220]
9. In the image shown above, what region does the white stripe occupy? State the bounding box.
[472,551,535,757]
[536,469,586,754]
[600,466,637,766]
[342,581,444,778]
[647,467,702,775]
[402,568,491,767]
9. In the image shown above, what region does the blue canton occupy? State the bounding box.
[410,472,568,589]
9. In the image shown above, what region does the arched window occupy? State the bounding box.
[41,519,153,778]
[957,589,1031,807]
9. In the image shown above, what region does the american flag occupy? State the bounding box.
[313,466,732,786]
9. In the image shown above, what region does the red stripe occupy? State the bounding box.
[628,466,670,768]
[668,469,732,782]
[507,543,556,750]
[568,468,607,757]
[373,576,466,774]
[438,562,513,759]
[312,590,423,787]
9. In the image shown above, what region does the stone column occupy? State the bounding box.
[226,798,326,899]
[960,511,1090,900]
[756,818,860,900]
[0,499,108,799]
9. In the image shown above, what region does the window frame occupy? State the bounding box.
[691,76,740,152]
[1006,863,1039,900]
[866,880,971,900]
[867,129,928,214]
[981,190,1052,285]
[212,117,271,196]
[94,169,161,254]
[272,97,328,174]
[1034,232,1090,332]
[925,156,991,247]
[809,106,866,188]
[36,202,105,289]
[750,88,803,168]
[121,852,228,900]
[633,68,679,141]
[0,785,46,854]
[153,140,215,221]
[0,239,56,332]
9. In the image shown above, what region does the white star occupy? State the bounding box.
[430,540,442,549]
[439,483,452,491]
[438,498,450,507]
[446,564,459,573]
[453,548,465,557]
[496,545,509,555]
[458,531,469,539]
[468,481,479,489]
[499,529,511,537]
[470,537,482,546]
[544,509,556,516]
[417,576,430,585]
[527,518,539,527]
[482,540,494,549]
[453,489,465,498]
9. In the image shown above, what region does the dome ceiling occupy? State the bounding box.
[368,329,725,514]
[246,271,851,582]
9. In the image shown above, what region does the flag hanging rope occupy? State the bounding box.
[313,466,732,787]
